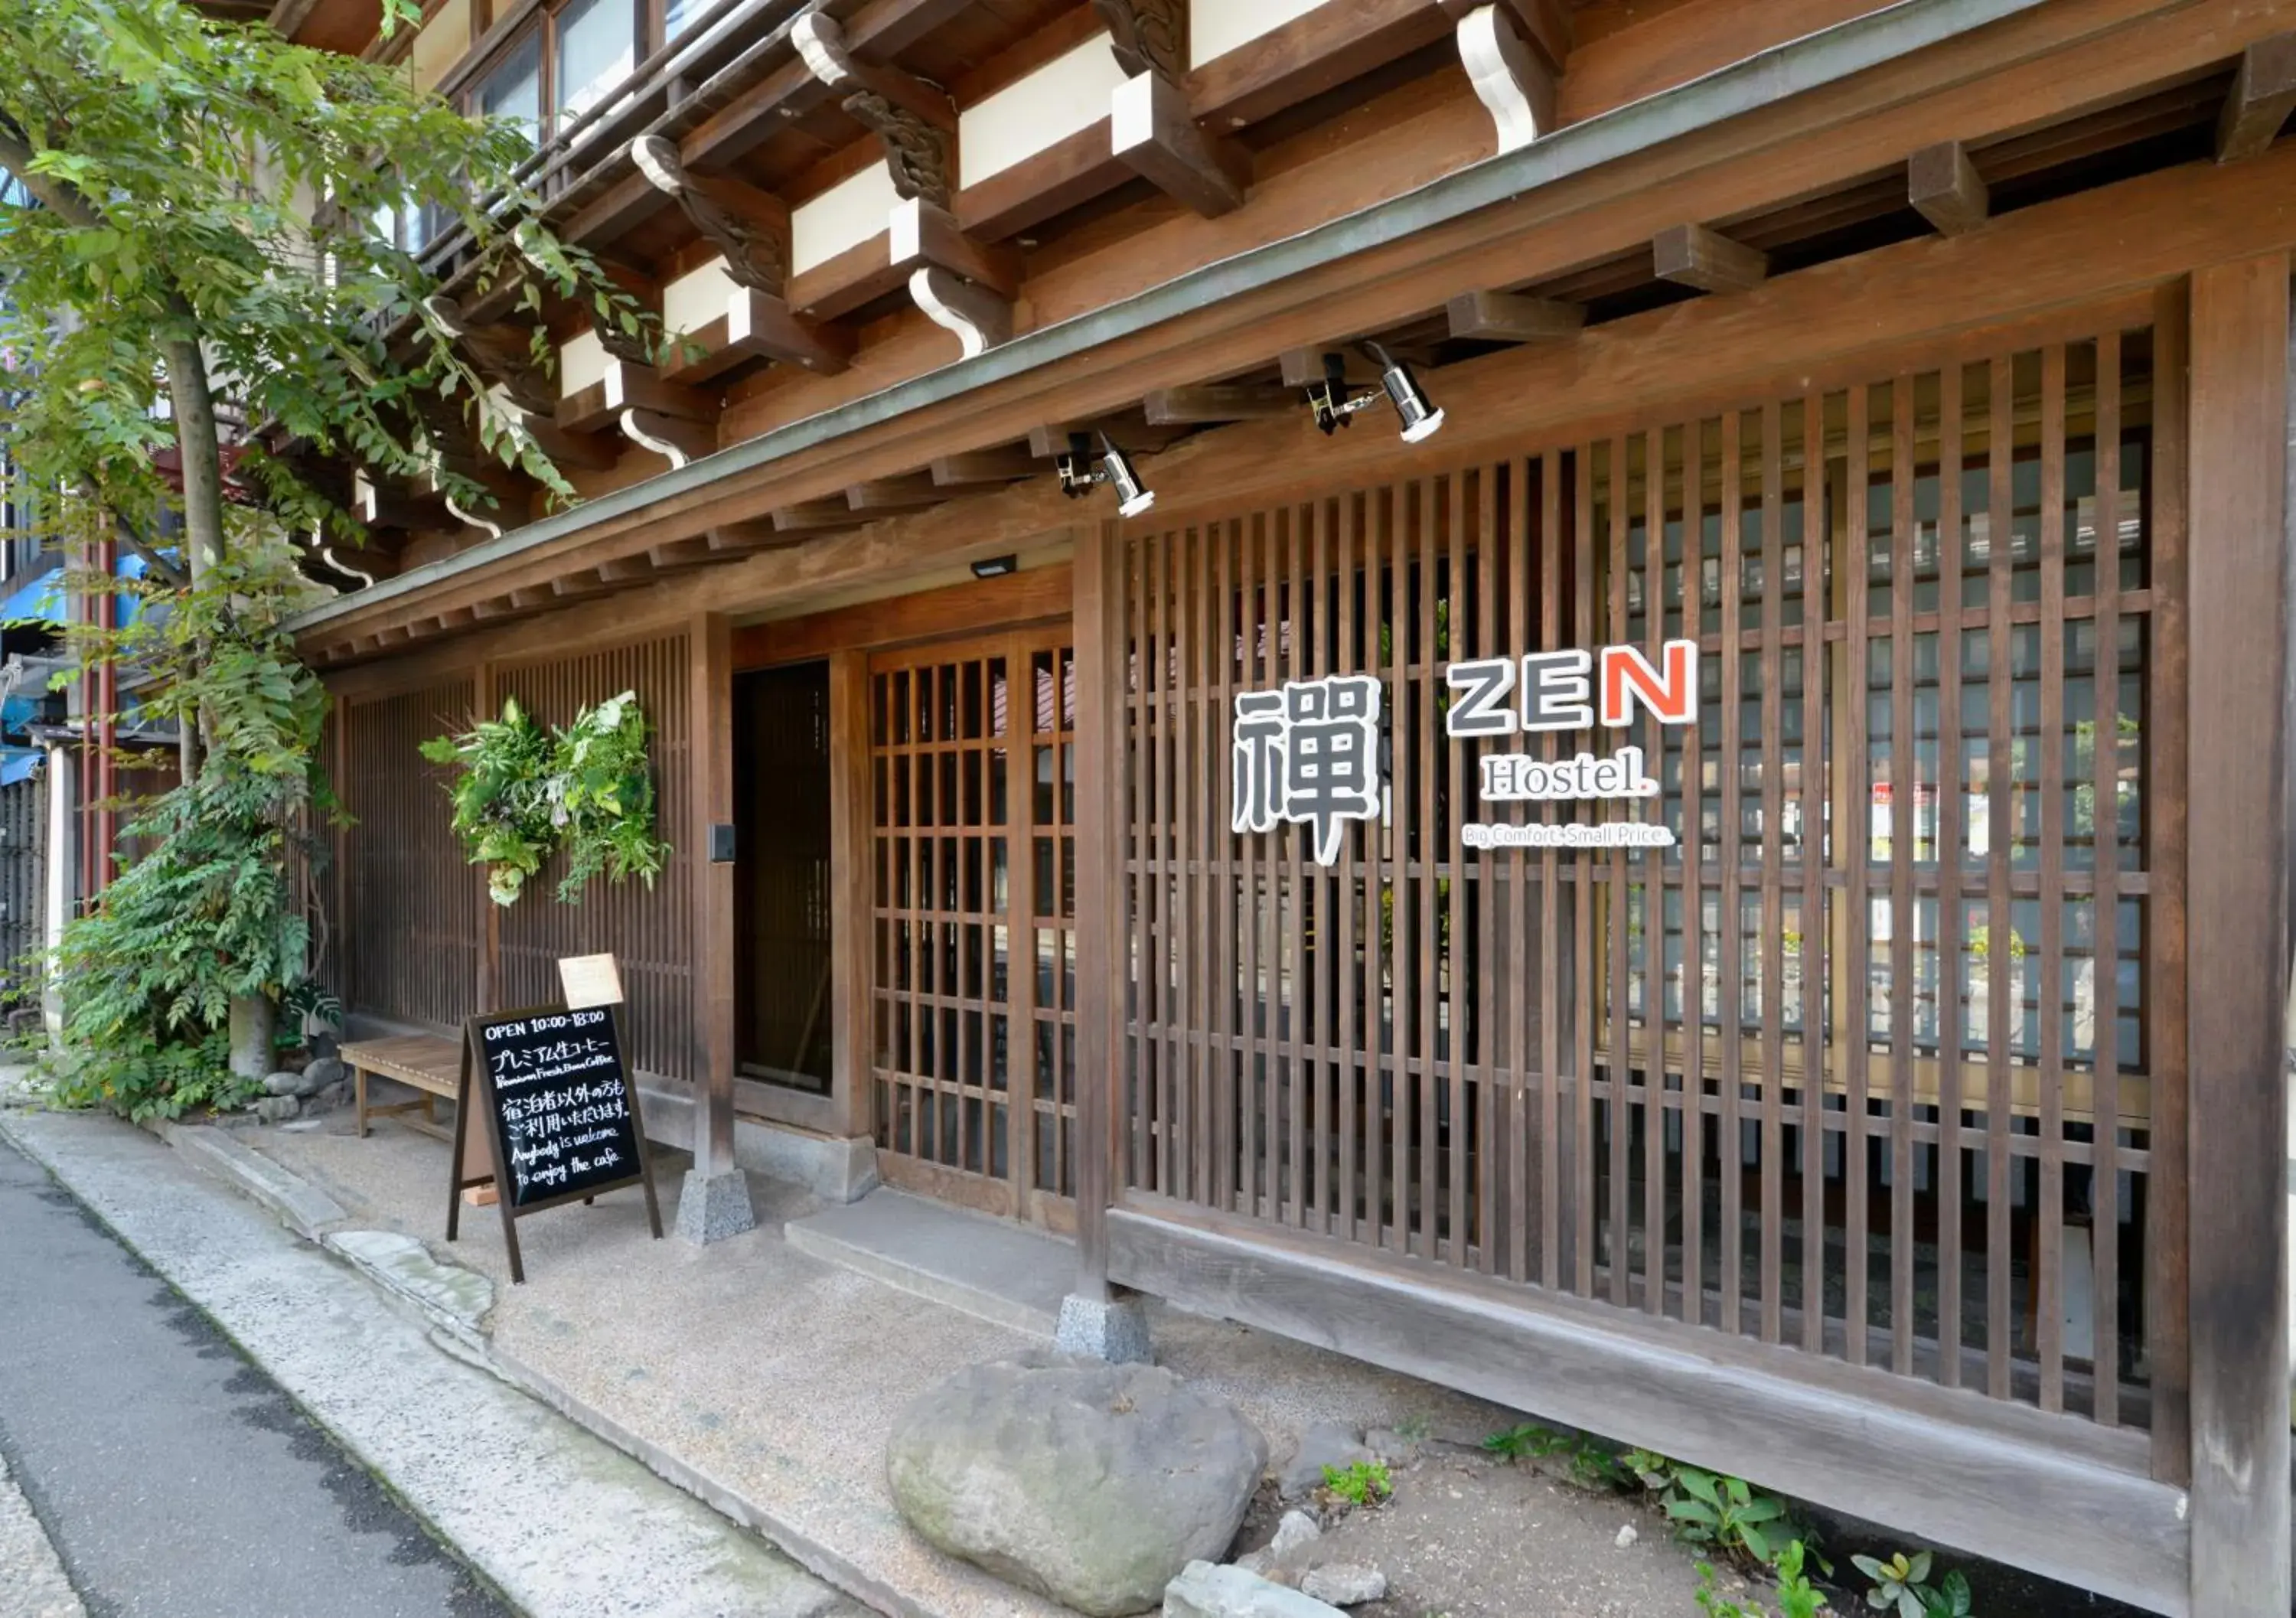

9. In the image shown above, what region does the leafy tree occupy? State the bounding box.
[0,0,638,1109]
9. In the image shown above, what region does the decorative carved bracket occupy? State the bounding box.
[424,295,554,415]
[910,266,1011,358]
[1455,2,1557,154]
[1094,0,1186,78]
[794,10,957,207]
[630,135,791,293]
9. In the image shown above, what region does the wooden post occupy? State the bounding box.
[474,660,498,1014]
[689,613,740,1183]
[1071,521,1127,1300]
[2184,251,2291,1618]
[827,647,876,1143]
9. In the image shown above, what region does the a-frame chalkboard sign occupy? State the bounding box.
[446,1002,663,1284]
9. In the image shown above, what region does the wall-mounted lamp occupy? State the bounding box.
[970,554,1019,579]
[1055,432,1156,519]
[1306,341,1446,445]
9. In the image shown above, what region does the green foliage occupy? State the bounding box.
[0,0,646,546]
[1694,1541,1829,1618]
[44,549,335,1120]
[1666,1467,1790,1567]
[421,696,557,905]
[422,689,670,907]
[1482,1421,1570,1461]
[1851,1552,1971,1618]
[1319,1460,1393,1508]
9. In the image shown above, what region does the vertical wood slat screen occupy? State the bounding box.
[1119,321,2176,1434]
[341,678,481,1032]
[494,634,694,1082]
[868,631,1078,1226]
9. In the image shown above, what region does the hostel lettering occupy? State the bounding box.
[1449,639,1698,852]
[1231,676,1383,868]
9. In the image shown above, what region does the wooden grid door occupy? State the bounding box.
[869,631,1078,1228]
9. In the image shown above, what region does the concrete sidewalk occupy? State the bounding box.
[0,1091,869,1618]
[40,1081,1528,1618]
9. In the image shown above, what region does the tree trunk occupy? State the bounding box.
[161,329,220,785]
[227,992,276,1084]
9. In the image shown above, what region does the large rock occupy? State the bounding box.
[1163,1562,1345,1618]
[295,1055,347,1098]
[887,1352,1267,1617]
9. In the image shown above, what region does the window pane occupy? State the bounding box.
[478,31,542,148]
[556,0,634,124]
[664,0,710,40]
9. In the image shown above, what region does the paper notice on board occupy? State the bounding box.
[557,953,625,1009]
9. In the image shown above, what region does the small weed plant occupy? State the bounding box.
[1852,1551,1971,1618]
[1482,1421,1626,1488]
[1667,1466,1791,1566]
[1696,1541,1828,1618]
[1320,1460,1393,1508]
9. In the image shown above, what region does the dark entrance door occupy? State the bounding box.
[734,661,834,1092]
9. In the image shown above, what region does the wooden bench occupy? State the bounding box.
[343,1035,465,1140]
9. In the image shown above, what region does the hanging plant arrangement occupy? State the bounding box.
[421,689,670,907]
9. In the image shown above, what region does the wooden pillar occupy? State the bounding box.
[2184,251,2291,1618]
[689,613,738,1178]
[1071,521,1127,1297]
[474,660,498,1013]
[827,647,875,1142]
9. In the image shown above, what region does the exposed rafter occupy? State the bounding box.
[1110,67,1249,218]
[424,295,553,414]
[1908,140,1991,234]
[2217,32,2296,161]
[1446,289,1584,341]
[1143,384,1297,424]
[1653,223,1769,293]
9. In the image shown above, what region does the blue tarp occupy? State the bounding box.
[0,748,41,786]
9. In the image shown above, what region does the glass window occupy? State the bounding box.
[478,31,543,150]
[554,0,635,126]
[664,0,710,41]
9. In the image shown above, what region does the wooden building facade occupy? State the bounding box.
[282,1,2296,1610]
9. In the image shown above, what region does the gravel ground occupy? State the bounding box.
[0,1451,82,1618]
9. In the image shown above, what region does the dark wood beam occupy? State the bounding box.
[662,286,856,384]
[2216,32,2296,162]
[1278,347,1381,388]
[557,360,718,433]
[597,555,657,584]
[846,474,944,512]
[889,198,1023,298]
[773,499,867,533]
[931,445,1039,485]
[1187,0,1451,132]
[1908,140,1991,235]
[1653,222,1769,293]
[1143,383,1297,424]
[1110,69,1248,218]
[1445,289,1585,341]
[785,231,901,323]
[424,295,554,414]
[550,572,616,601]
[956,121,1130,243]
[561,165,667,251]
[507,411,624,473]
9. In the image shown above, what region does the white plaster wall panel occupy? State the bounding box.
[1191,0,1329,68]
[558,328,608,398]
[791,164,901,274]
[662,258,738,337]
[958,34,1130,187]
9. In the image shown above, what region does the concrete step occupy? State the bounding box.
[784,1188,1068,1338]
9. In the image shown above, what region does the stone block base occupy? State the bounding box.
[675,1168,756,1245]
[1054,1290,1153,1364]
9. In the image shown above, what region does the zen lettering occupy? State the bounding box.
[1443,641,1700,736]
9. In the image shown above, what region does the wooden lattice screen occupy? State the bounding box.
[494,634,694,1083]
[869,631,1079,1227]
[340,677,482,1033]
[1119,318,2180,1449]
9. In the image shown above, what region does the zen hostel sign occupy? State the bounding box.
[1231,641,1699,867]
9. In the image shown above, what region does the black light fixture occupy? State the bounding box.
[1056,431,1156,519]
[1306,341,1446,444]
[970,554,1019,579]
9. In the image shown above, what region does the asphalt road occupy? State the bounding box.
[0,1134,513,1618]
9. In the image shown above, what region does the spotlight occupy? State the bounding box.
[1303,341,1446,444]
[970,554,1019,579]
[1055,432,1156,519]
